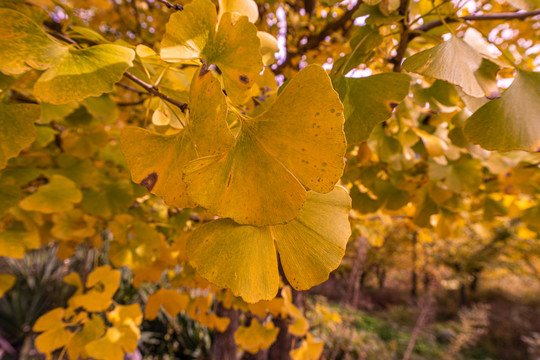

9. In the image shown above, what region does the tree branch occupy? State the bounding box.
[390,9,540,69]
[275,1,362,73]
[155,0,184,11]
[124,72,188,111]
[414,9,540,37]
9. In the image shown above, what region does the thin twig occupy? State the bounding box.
[124,71,188,111]
[390,9,540,69]
[117,99,147,106]
[414,9,540,36]
[156,0,184,11]
[116,81,146,94]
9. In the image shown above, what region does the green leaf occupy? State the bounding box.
[187,186,351,303]
[19,174,82,213]
[33,44,135,104]
[0,227,40,259]
[120,68,234,208]
[161,0,263,103]
[0,103,39,169]
[0,8,66,75]
[331,26,382,76]
[335,73,410,144]
[403,36,497,98]
[184,65,347,226]
[464,70,540,152]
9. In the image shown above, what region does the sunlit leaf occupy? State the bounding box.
[464,70,540,152]
[33,44,135,104]
[121,68,234,207]
[235,320,279,354]
[187,187,351,302]
[218,0,259,23]
[0,8,66,75]
[184,65,347,226]
[403,36,497,98]
[145,288,191,320]
[160,0,263,103]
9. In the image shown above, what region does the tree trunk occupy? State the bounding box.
[411,232,418,299]
[345,236,369,307]
[268,316,293,360]
[214,302,239,360]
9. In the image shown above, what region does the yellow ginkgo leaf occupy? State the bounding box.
[257,32,279,66]
[0,103,39,170]
[0,228,40,259]
[218,0,259,23]
[0,274,16,297]
[51,209,97,241]
[19,175,82,214]
[0,8,66,75]
[70,265,121,312]
[85,323,139,360]
[235,320,279,354]
[145,288,190,320]
[108,304,143,327]
[160,0,263,103]
[33,308,73,356]
[184,65,347,226]
[33,44,135,105]
[120,68,234,208]
[289,316,310,336]
[108,214,162,270]
[67,314,106,360]
[187,186,351,303]
[290,334,324,360]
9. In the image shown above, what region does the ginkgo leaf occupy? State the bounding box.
[0,8,66,75]
[184,65,347,226]
[235,320,279,354]
[257,32,279,66]
[0,228,40,259]
[145,288,190,320]
[33,44,135,104]
[289,316,309,336]
[33,308,73,355]
[219,0,259,23]
[0,103,39,169]
[120,68,234,208]
[403,36,495,98]
[67,314,106,360]
[19,175,82,213]
[108,304,143,327]
[85,323,139,360]
[290,334,324,360]
[335,73,410,144]
[187,186,351,303]
[70,265,121,312]
[108,214,162,269]
[0,274,16,297]
[464,70,540,152]
[161,0,263,103]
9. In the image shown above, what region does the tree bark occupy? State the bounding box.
[214,302,239,360]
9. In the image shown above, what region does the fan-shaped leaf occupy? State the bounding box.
[0,103,39,169]
[120,68,234,207]
[403,36,496,98]
[34,44,135,104]
[0,8,66,75]
[187,186,351,303]
[184,65,347,226]
[161,0,263,103]
[464,70,540,152]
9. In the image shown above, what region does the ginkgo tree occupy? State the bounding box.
[0,0,539,358]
